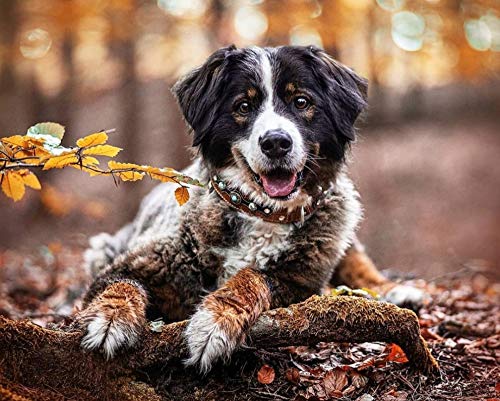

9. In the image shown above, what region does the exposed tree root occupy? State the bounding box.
[0,295,439,401]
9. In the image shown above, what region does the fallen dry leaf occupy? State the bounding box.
[323,369,348,397]
[386,344,409,364]
[257,364,275,384]
[285,367,300,383]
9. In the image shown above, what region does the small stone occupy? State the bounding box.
[278,215,285,221]
[213,175,218,182]
[248,202,257,211]
[356,394,374,401]
[264,208,271,214]
[218,181,226,190]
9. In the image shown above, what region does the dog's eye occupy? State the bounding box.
[294,96,310,109]
[237,101,250,115]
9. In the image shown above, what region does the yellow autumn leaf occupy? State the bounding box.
[1,135,28,148]
[19,170,41,190]
[108,161,144,181]
[108,161,142,170]
[82,156,100,166]
[146,167,178,183]
[1,171,25,201]
[43,152,79,170]
[115,170,144,181]
[83,145,121,157]
[175,186,190,206]
[76,132,108,148]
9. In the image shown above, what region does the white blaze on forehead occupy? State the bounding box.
[236,49,304,173]
[260,50,274,108]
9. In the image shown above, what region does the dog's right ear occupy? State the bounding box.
[172,45,236,146]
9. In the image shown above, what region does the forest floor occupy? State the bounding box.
[0,245,498,401]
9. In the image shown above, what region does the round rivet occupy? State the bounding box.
[213,175,218,182]
[218,181,226,190]
[264,208,271,214]
[318,185,323,192]
[278,215,285,221]
[230,192,241,204]
[248,202,257,211]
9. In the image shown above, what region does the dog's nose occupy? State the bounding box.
[259,130,293,159]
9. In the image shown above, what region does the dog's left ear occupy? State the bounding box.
[172,45,236,146]
[308,46,368,141]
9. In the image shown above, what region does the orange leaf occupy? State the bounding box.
[1,171,25,201]
[174,186,190,206]
[1,135,28,148]
[108,161,142,170]
[116,170,144,181]
[146,167,178,183]
[386,344,409,363]
[83,144,121,157]
[76,132,108,148]
[43,152,79,170]
[19,170,41,190]
[108,161,144,181]
[257,364,275,384]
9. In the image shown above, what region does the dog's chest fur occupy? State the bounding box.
[216,217,294,281]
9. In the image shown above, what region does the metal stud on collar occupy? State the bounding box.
[209,172,323,224]
[230,192,241,204]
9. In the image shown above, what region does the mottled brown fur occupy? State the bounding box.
[204,268,271,345]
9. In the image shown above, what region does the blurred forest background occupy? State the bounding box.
[0,0,498,279]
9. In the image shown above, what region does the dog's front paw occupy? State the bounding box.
[184,305,243,373]
[384,284,428,312]
[79,281,147,359]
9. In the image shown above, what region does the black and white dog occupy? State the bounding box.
[80,45,424,373]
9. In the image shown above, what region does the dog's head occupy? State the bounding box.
[173,45,367,209]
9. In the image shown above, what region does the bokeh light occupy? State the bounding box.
[310,0,322,18]
[234,6,268,41]
[20,28,52,59]
[481,13,500,52]
[464,19,492,51]
[157,0,208,19]
[376,0,404,12]
[289,25,323,48]
[391,11,425,52]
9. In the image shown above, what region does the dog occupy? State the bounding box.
[79,45,425,373]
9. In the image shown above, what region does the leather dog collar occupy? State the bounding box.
[209,174,322,225]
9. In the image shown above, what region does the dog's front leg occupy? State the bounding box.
[185,267,271,373]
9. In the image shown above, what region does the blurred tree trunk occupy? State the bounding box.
[118,9,140,219]
[57,34,75,135]
[0,1,16,94]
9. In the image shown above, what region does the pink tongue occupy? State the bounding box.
[261,172,297,197]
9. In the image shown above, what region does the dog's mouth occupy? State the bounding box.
[252,169,303,199]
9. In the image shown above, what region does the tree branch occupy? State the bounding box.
[0,295,439,400]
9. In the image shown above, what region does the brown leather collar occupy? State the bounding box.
[210,174,321,225]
